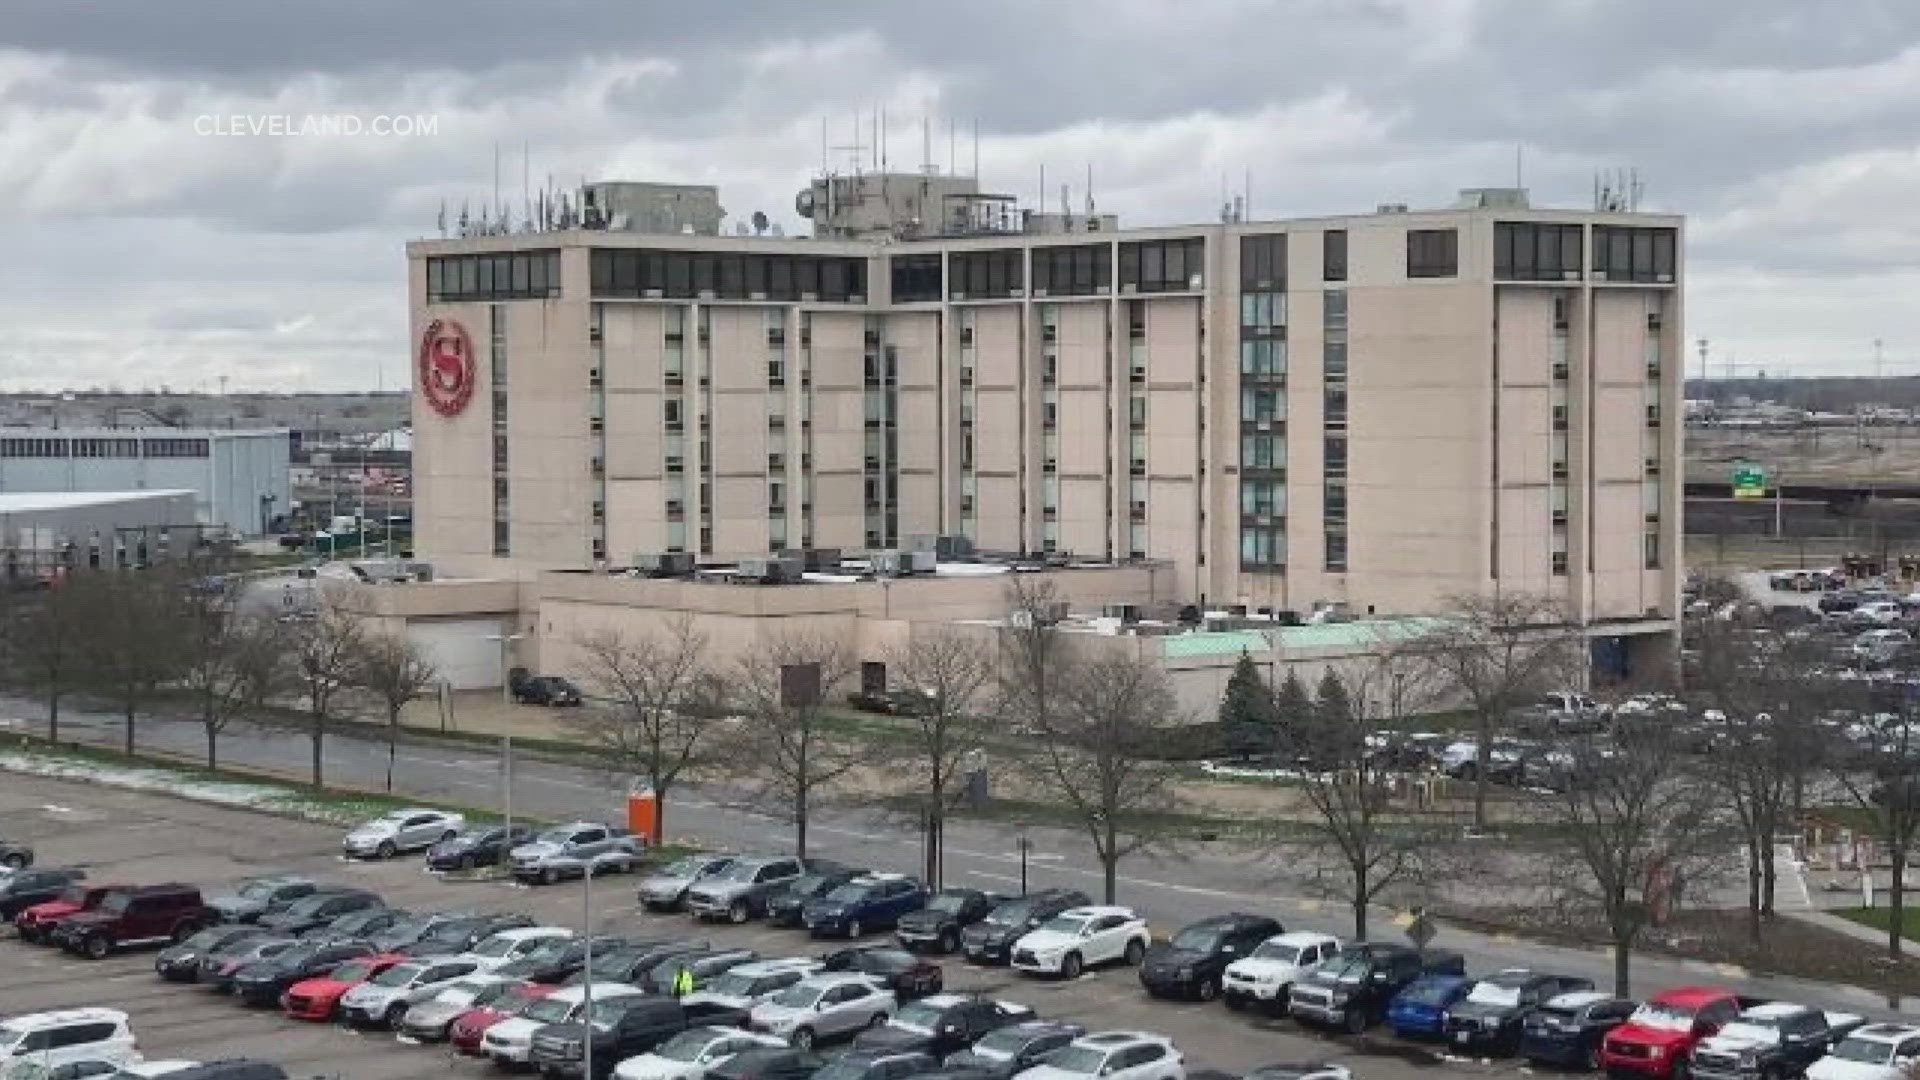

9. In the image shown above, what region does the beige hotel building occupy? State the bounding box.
[401,175,1682,680]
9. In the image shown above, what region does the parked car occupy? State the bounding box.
[229,940,375,1006]
[1689,1001,1866,1080]
[702,1048,828,1080]
[0,838,32,870]
[300,904,406,945]
[396,911,535,957]
[804,875,930,938]
[639,854,740,912]
[336,956,483,1028]
[853,994,1033,1056]
[573,941,709,987]
[509,823,644,885]
[684,958,824,1012]
[449,980,560,1055]
[795,1049,935,1080]
[531,996,755,1079]
[846,690,934,716]
[15,882,116,944]
[644,947,762,996]
[279,952,410,1021]
[426,825,537,871]
[367,911,463,953]
[959,890,1092,966]
[943,1021,1085,1080]
[1806,1022,1920,1080]
[510,667,585,706]
[392,974,516,1042]
[0,867,85,921]
[1011,906,1151,980]
[1138,913,1282,1001]
[55,883,215,960]
[197,935,298,993]
[610,1026,787,1080]
[1222,931,1342,1014]
[686,856,809,923]
[1601,987,1767,1079]
[341,808,465,859]
[0,1009,138,1079]
[1385,973,1473,1039]
[1287,943,1465,1034]
[481,983,645,1067]
[154,925,263,983]
[1441,969,1596,1054]
[815,946,943,999]
[1820,591,1864,615]
[766,866,868,928]
[894,890,1000,954]
[254,888,382,937]
[1518,991,1639,1071]
[1510,692,1609,735]
[1012,1031,1185,1080]
[203,876,318,925]
[749,972,897,1049]
[460,925,574,971]
[492,934,629,984]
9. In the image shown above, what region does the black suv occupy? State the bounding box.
[0,867,83,920]
[303,905,406,943]
[765,865,867,928]
[1519,993,1639,1070]
[807,1049,937,1080]
[397,911,534,955]
[895,889,999,954]
[943,1021,1087,1079]
[529,998,751,1079]
[255,888,382,935]
[1442,969,1595,1054]
[854,994,1033,1056]
[493,934,628,984]
[230,939,375,1005]
[1139,913,1284,1001]
[568,940,706,986]
[155,924,263,982]
[426,825,536,871]
[510,667,584,706]
[959,889,1092,965]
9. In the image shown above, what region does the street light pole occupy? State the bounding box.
[582,869,596,1080]
[501,734,514,845]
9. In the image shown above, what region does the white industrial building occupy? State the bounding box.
[0,490,202,580]
[0,428,291,536]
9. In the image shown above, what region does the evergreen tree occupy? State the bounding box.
[1216,652,1277,758]
[1315,669,1354,725]
[1273,669,1314,753]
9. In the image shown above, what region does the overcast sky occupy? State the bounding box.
[0,0,1915,391]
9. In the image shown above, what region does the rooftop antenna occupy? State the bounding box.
[922,114,932,175]
[1244,167,1251,221]
[522,141,530,233]
[1060,182,1069,216]
[1085,162,1093,216]
[1696,337,1708,387]
[1038,163,1045,217]
[972,118,979,179]
[1514,143,1523,188]
[948,117,955,175]
[821,116,828,177]
[1875,337,1885,382]
[492,142,500,227]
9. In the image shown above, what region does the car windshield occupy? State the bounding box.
[1170,926,1225,952]
[519,937,575,963]
[1399,979,1460,1006]
[771,984,824,1008]
[520,996,577,1024]
[974,1028,1038,1054]
[1630,1003,1697,1031]
[471,935,522,957]
[378,915,432,939]
[178,927,230,950]
[534,828,574,844]
[706,972,759,997]
[369,963,424,987]
[1250,941,1300,963]
[1830,1038,1895,1065]
[468,981,515,1009]
[985,901,1033,926]
[456,829,495,843]
[282,895,329,916]
[893,1002,944,1030]
[589,997,640,1025]
[237,881,284,900]
[1042,1046,1107,1074]
[1315,951,1375,983]
[368,813,409,828]
[811,1059,878,1080]
[655,1030,717,1062]
[1467,982,1523,1007]
[926,893,971,914]
[497,985,544,1014]
[660,856,708,878]
[714,862,762,882]
[1038,915,1090,936]
[330,961,378,983]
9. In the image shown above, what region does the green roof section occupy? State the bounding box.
[1160,630,1270,658]
[1157,617,1451,659]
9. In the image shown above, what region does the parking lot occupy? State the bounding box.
[0,772,1555,1080]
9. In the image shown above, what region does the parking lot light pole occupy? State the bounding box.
[1017,836,1032,896]
[487,632,525,706]
[582,868,596,1080]
[500,734,514,845]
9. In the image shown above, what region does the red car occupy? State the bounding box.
[1601,986,1760,1078]
[14,884,118,944]
[449,981,560,1055]
[282,952,410,1021]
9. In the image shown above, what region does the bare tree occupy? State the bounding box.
[1288,650,1455,940]
[728,632,860,860]
[353,630,438,791]
[178,577,290,770]
[1415,591,1581,831]
[888,629,1001,888]
[1830,712,1920,959]
[1533,722,1726,995]
[286,599,369,789]
[565,615,720,842]
[74,569,184,755]
[14,580,84,744]
[1683,618,1836,944]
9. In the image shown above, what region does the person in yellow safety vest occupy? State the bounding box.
[671,964,696,998]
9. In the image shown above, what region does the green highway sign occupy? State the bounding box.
[1732,463,1767,500]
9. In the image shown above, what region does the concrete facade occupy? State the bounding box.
[0,427,290,536]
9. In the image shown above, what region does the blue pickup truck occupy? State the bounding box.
[1389,973,1473,1039]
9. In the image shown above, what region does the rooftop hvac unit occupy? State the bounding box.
[734,557,802,584]
[907,549,938,574]
[633,551,696,578]
[904,533,975,561]
[1102,603,1141,624]
[780,547,842,573]
[870,549,905,578]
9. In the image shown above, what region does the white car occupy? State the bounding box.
[0,1009,137,1080]
[611,1026,786,1080]
[1011,906,1151,979]
[340,808,465,859]
[336,956,482,1028]
[748,973,896,1049]
[1013,1031,1184,1080]
[1807,1023,1920,1080]
[1851,602,1906,627]
[1222,931,1342,1011]
[460,925,575,971]
[683,957,822,1011]
[483,983,645,1065]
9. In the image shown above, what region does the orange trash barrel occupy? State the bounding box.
[627,785,659,845]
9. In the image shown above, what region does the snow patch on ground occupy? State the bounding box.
[0,749,367,826]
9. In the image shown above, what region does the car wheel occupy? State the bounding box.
[790,1027,815,1050]
[1059,952,1083,979]
[868,1013,888,1030]
[543,867,559,886]
[1344,1007,1368,1035]
[938,928,958,953]
[1672,1060,1690,1080]
[385,1003,407,1027]
[1123,939,1146,966]
[375,840,396,859]
[84,933,111,960]
[458,854,476,871]
[729,901,750,924]
[0,853,25,869]
[1196,976,1220,1002]
[1224,994,1245,1011]
[846,919,862,939]
[1584,1046,1602,1071]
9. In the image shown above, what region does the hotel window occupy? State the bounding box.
[1240,338,1287,377]
[1030,243,1110,297]
[1406,229,1458,278]
[430,251,561,302]
[1240,292,1286,334]
[950,249,1024,299]
[889,253,943,303]
[1240,525,1285,567]
[1240,478,1284,517]
[1324,434,1347,477]
[141,438,210,458]
[1241,387,1284,424]
[1118,237,1204,292]
[591,250,866,302]
[1495,222,1583,281]
[1322,230,1347,282]
[1241,433,1285,471]
[1591,226,1678,283]
[1643,527,1661,570]
[1324,527,1348,573]
[1240,233,1286,290]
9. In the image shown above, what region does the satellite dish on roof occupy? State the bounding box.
[751,210,769,235]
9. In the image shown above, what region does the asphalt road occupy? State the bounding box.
[8,694,1917,1023]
